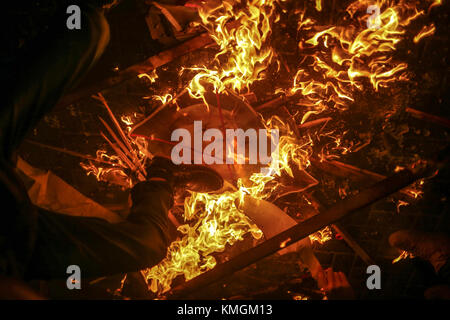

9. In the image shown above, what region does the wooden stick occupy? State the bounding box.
[24,140,116,166]
[95,93,135,155]
[95,94,147,177]
[298,117,332,130]
[129,88,187,135]
[225,88,259,118]
[254,95,287,111]
[167,166,429,298]
[100,132,137,172]
[56,32,214,107]
[406,107,450,129]
[305,193,375,265]
[99,117,134,164]
[332,223,375,265]
[310,158,417,199]
[254,93,300,111]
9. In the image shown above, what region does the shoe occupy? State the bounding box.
[389,230,450,273]
[424,285,450,300]
[146,156,223,193]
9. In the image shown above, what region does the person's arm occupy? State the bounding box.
[25,179,172,280]
[317,267,355,300]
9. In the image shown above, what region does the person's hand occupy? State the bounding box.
[317,267,355,300]
[145,156,176,187]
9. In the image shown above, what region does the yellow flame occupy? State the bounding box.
[138,70,158,83]
[153,93,173,104]
[143,116,316,295]
[183,0,277,107]
[392,250,413,264]
[283,0,439,117]
[413,24,435,43]
[309,226,333,245]
[315,0,322,12]
[143,190,264,294]
[140,1,441,295]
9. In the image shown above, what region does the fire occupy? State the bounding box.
[80,106,150,188]
[143,116,317,295]
[392,250,413,264]
[315,0,322,12]
[153,93,174,104]
[80,98,316,296]
[138,70,158,83]
[78,0,441,298]
[309,226,333,245]
[144,190,264,293]
[279,0,442,121]
[79,149,132,187]
[182,0,278,107]
[413,24,436,43]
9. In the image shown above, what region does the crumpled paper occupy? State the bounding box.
[241,195,322,278]
[16,157,122,223]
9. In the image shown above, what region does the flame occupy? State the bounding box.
[280,238,292,248]
[141,0,439,295]
[396,199,409,213]
[138,70,158,83]
[80,149,132,187]
[79,0,441,298]
[392,250,413,264]
[293,294,309,300]
[153,93,173,104]
[413,24,436,43]
[143,116,317,295]
[315,0,322,12]
[282,0,440,117]
[309,226,333,245]
[143,189,264,294]
[183,0,278,107]
[80,113,150,188]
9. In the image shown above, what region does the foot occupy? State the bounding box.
[146,156,223,193]
[389,230,450,273]
[424,285,450,300]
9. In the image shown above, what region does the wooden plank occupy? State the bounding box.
[306,193,375,265]
[56,32,214,107]
[406,107,450,129]
[310,158,418,199]
[168,166,429,298]
[332,223,375,265]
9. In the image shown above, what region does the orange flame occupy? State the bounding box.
[183,0,278,107]
[413,24,436,43]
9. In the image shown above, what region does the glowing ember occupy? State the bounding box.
[138,70,158,83]
[309,226,333,245]
[413,24,436,43]
[392,250,414,264]
[293,294,309,300]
